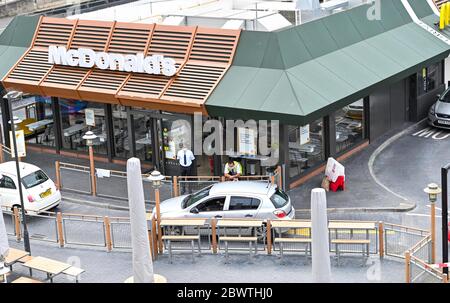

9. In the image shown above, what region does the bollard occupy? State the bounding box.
[266,220,272,255]
[56,212,64,247]
[55,161,61,190]
[211,218,218,254]
[378,221,384,258]
[13,207,21,241]
[104,216,112,252]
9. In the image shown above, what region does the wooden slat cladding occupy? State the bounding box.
[70,21,113,52]
[2,17,241,114]
[33,18,74,48]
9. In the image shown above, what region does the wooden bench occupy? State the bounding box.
[11,277,43,283]
[219,236,258,263]
[62,266,85,283]
[162,235,201,263]
[274,238,312,262]
[331,239,370,266]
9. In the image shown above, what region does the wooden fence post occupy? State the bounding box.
[266,220,272,255]
[0,144,4,163]
[173,176,178,197]
[277,165,283,189]
[55,161,61,190]
[270,175,275,186]
[56,212,64,248]
[220,176,225,182]
[378,221,384,258]
[148,230,155,261]
[104,216,112,252]
[443,274,448,283]
[13,207,21,241]
[211,218,217,254]
[405,251,411,283]
[151,215,158,256]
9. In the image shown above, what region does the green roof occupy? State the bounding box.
[206,0,450,125]
[0,15,40,82]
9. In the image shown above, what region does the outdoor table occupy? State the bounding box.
[271,220,311,237]
[216,219,264,238]
[63,124,86,149]
[160,218,207,236]
[22,256,71,283]
[26,119,53,143]
[4,248,29,269]
[328,221,376,240]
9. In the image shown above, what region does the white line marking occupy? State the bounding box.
[426,204,442,211]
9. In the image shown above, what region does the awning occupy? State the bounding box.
[0,15,40,88]
[206,0,450,125]
[2,17,241,114]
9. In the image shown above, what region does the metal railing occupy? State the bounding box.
[56,161,283,203]
[62,213,106,247]
[59,162,92,194]
[384,223,429,258]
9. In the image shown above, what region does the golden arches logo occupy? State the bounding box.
[440,3,450,30]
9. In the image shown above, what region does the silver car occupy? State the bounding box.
[156,181,294,220]
[428,88,450,129]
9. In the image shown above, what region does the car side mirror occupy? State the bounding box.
[190,207,199,214]
[437,94,441,99]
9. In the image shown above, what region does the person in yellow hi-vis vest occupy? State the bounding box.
[224,159,243,181]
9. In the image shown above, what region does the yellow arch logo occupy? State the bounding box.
[440,3,450,30]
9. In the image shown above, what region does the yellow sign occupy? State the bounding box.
[9,130,26,158]
[440,3,450,30]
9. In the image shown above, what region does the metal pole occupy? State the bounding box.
[431,200,436,264]
[7,95,31,254]
[441,165,449,275]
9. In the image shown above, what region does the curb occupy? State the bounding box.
[62,196,130,211]
[295,202,416,215]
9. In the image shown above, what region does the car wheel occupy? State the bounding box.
[253,225,267,243]
[165,226,183,236]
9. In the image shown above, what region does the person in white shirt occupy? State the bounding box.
[177,143,195,193]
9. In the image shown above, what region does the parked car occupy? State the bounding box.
[0,162,61,214]
[428,88,450,129]
[343,100,364,120]
[153,181,295,238]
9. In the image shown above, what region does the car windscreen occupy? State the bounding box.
[22,170,49,189]
[270,188,289,208]
[440,89,450,103]
[182,185,212,209]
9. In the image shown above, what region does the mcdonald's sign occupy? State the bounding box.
[440,2,450,30]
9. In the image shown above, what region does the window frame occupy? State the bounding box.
[226,196,262,211]
[194,196,227,213]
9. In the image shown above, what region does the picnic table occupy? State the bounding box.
[4,248,29,270]
[26,119,53,143]
[22,256,71,283]
[63,124,86,149]
[328,221,375,239]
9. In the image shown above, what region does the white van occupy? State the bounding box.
[0,162,61,214]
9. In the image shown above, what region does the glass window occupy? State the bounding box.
[228,196,261,210]
[288,118,325,178]
[133,112,154,162]
[270,188,289,208]
[335,99,365,154]
[0,176,16,189]
[12,95,55,148]
[182,185,212,209]
[112,105,129,159]
[418,64,440,96]
[196,197,226,212]
[22,170,49,189]
[60,99,107,154]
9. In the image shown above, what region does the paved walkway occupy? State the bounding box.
[6,239,404,283]
[288,122,418,212]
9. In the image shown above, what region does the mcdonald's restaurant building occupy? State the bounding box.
[0,0,449,190]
